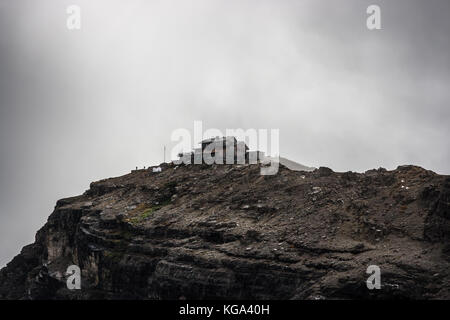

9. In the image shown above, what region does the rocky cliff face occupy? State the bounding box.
[0,162,449,299]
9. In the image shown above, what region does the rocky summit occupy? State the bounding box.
[0,162,449,299]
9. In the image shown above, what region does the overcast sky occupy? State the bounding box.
[0,0,449,266]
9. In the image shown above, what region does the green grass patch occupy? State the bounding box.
[127,204,164,225]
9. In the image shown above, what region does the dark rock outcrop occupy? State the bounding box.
[0,163,449,299]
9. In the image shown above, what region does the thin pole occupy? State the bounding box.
[164,145,166,163]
